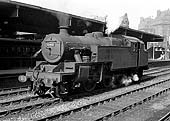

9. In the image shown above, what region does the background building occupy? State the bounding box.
[138,9,170,60]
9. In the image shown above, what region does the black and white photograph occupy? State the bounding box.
[0,0,170,120]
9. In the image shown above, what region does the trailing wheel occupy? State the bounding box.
[82,79,96,92]
[138,69,143,78]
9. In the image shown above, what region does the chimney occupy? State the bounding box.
[59,26,69,35]
[51,12,70,35]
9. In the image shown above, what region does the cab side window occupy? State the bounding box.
[132,42,139,52]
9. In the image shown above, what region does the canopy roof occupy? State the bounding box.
[111,26,164,42]
[0,0,106,37]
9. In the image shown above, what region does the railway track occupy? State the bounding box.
[145,66,170,73]
[34,75,170,121]
[106,85,170,121]
[0,86,30,98]
[0,66,170,120]
[158,111,170,121]
[0,66,169,120]
[0,96,60,119]
[143,66,170,75]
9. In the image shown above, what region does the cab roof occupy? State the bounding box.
[122,35,144,44]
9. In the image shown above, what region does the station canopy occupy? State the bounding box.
[111,26,164,43]
[0,0,106,38]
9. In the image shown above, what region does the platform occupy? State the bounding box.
[148,60,170,68]
[0,68,28,76]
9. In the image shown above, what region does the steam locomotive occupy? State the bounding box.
[19,26,148,97]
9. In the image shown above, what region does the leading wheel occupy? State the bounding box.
[35,83,46,96]
[36,86,45,96]
[82,79,96,92]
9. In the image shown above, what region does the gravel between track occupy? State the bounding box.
[108,91,170,121]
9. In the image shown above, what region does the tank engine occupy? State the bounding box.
[19,26,148,97]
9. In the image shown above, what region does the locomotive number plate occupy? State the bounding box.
[47,42,55,47]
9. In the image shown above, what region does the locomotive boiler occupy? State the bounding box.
[19,26,148,97]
